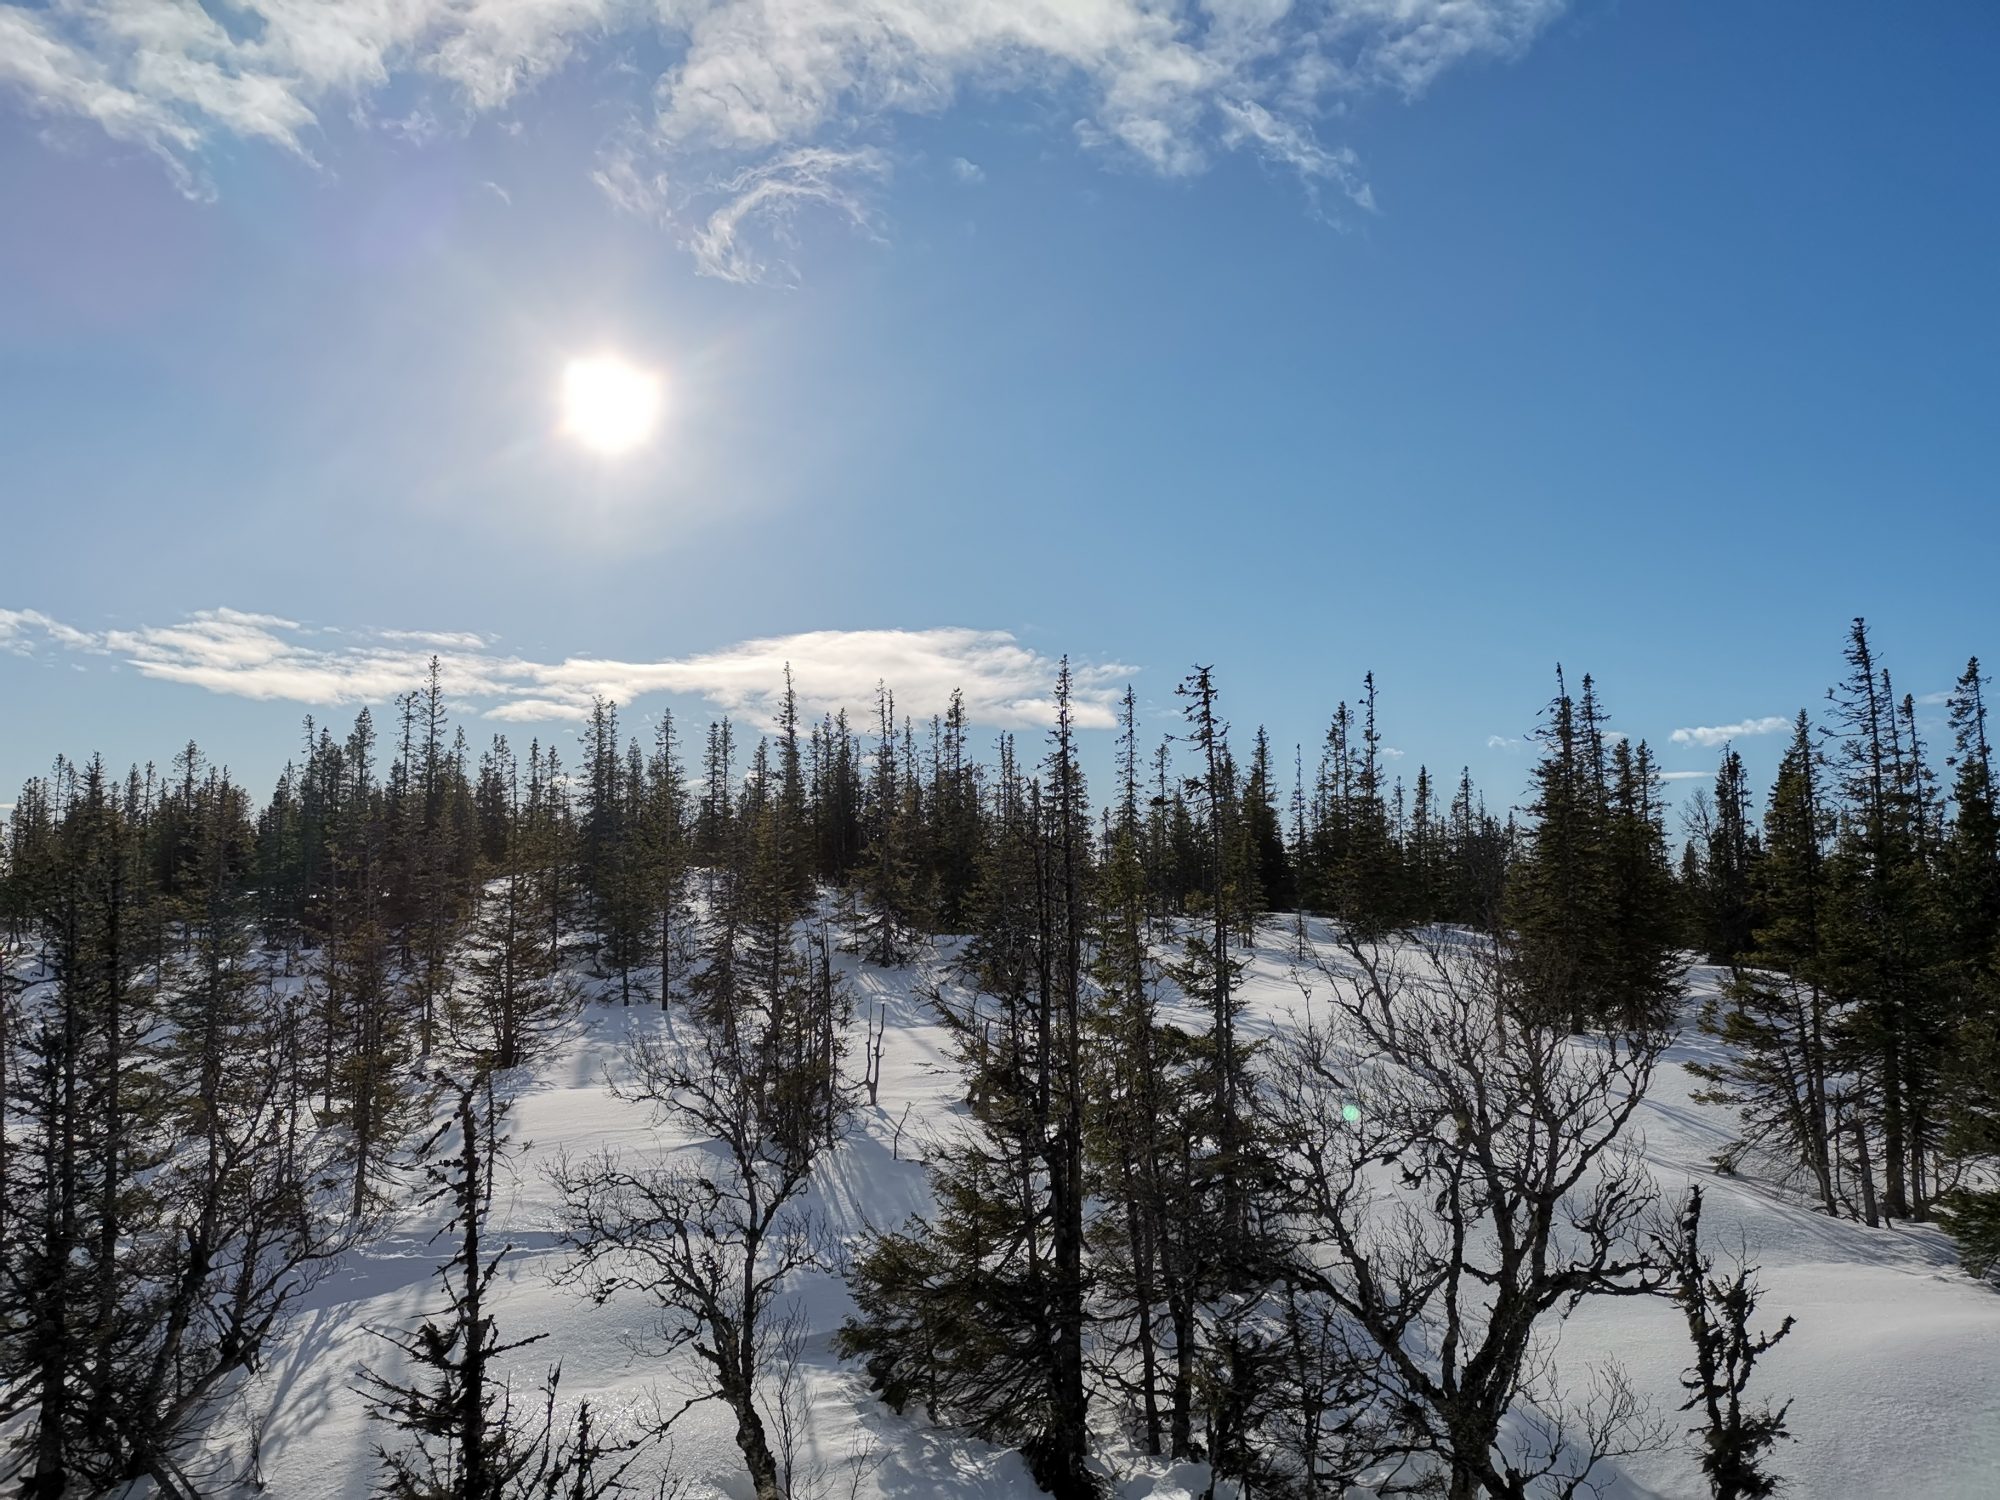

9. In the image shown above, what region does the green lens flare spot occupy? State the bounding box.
[1340,1103,1362,1124]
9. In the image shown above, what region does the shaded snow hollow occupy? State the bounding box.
[218,923,2000,1500]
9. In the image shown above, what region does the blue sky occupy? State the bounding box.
[2,1,1995,820]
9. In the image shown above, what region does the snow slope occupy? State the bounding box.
[220,923,2000,1500]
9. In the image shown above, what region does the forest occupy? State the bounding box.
[1,615,1995,1500]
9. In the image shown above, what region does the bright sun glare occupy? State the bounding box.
[560,354,664,456]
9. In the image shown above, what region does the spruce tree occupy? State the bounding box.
[1693,746,1762,965]
[773,667,814,908]
[134,780,350,1492]
[365,1081,662,1499]
[1508,667,1613,1029]
[409,658,466,1055]
[1691,714,1843,1216]
[841,668,1099,1497]
[1241,727,1293,916]
[1602,738,1684,1030]
[1405,764,1443,928]
[1941,658,2000,980]
[1823,619,1948,1219]
[1039,662,1094,1496]
[1444,766,1508,930]
[859,684,919,966]
[1158,668,1288,1471]
[456,741,567,1072]
[1656,1186,1796,1500]
[1334,673,1400,939]
[0,760,161,1497]
[1173,667,1252,1257]
[641,711,691,1007]
[1939,658,2000,1269]
[322,709,427,1221]
[1082,687,1171,1455]
[695,717,737,898]
[932,689,985,933]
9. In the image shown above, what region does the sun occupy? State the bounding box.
[560,354,664,455]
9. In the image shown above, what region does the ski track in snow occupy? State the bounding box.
[204,924,2000,1500]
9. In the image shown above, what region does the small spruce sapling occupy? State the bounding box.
[1657,1185,1796,1500]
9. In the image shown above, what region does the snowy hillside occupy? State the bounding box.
[204,921,2000,1500]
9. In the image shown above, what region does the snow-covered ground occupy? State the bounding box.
[222,923,2000,1500]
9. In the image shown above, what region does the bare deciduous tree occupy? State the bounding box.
[1268,932,1672,1499]
[550,1010,835,1500]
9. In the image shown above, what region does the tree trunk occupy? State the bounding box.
[660,901,673,1009]
[730,1392,784,1500]
[1852,1103,1880,1228]
[1168,1277,1196,1460]
[1121,1170,1163,1455]
[1804,984,1835,1215]
[1880,1020,1908,1219]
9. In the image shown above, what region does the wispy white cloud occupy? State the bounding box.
[0,607,1131,732]
[372,628,496,650]
[0,6,206,192]
[1669,715,1790,749]
[1486,734,1524,750]
[1657,770,1709,782]
[949,155,984,184]
[685,146,889,285]
[0,608,95,652]
[1214,96,1371,212]
[0,1,1567,276]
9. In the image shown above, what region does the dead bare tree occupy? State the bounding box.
[862,1002,886,1106]
[1267,932,1673,1499]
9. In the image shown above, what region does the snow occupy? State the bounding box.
[207,925,2000,1499]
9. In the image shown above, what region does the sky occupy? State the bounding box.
[2,1,1996,823]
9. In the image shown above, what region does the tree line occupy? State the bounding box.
[0,619,1992,1497]
[1679,621,1999,1258]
